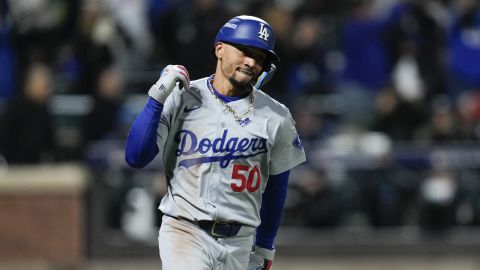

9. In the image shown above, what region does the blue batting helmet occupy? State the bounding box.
[213,15,280,65]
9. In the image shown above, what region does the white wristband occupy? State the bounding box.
[148,84,172,104]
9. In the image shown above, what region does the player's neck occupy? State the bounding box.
[211,73,250,97]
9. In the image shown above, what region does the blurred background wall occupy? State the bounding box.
[1,0,480,269]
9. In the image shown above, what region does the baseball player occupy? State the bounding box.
[125,15,306,270]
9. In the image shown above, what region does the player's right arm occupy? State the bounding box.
[125,65,189,168]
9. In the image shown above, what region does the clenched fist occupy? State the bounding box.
[148,65,190,103]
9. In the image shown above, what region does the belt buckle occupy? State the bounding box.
[210,221,229,238]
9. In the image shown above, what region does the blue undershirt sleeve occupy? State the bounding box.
[255,170,290,250]
[125,97,163,168]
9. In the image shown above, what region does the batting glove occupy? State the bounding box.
[254,64,276,90]
[247,246,275,270]
[148,65,190,104]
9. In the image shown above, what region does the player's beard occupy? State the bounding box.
[228,75,253,92]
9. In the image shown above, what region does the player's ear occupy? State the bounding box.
[214,42,224,59]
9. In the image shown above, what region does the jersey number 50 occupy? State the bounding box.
[231,164,261,192]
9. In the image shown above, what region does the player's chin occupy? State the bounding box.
[230,77,252,90]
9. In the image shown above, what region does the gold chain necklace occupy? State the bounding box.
[207,76,254,126]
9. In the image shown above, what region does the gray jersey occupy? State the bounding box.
[157,77,306,227]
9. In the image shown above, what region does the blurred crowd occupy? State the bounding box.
[2,0,480,232]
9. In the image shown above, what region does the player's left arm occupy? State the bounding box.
[248,170,290,270]
[248,109,306,269]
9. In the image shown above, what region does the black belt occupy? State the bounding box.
[165,214,243,238]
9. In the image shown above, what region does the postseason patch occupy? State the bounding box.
[292,134,303,150]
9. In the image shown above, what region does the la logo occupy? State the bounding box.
[258,23,269,41]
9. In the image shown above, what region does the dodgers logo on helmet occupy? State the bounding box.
[258,23,270,42]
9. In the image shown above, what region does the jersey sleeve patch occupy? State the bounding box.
[292,134,303,150]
